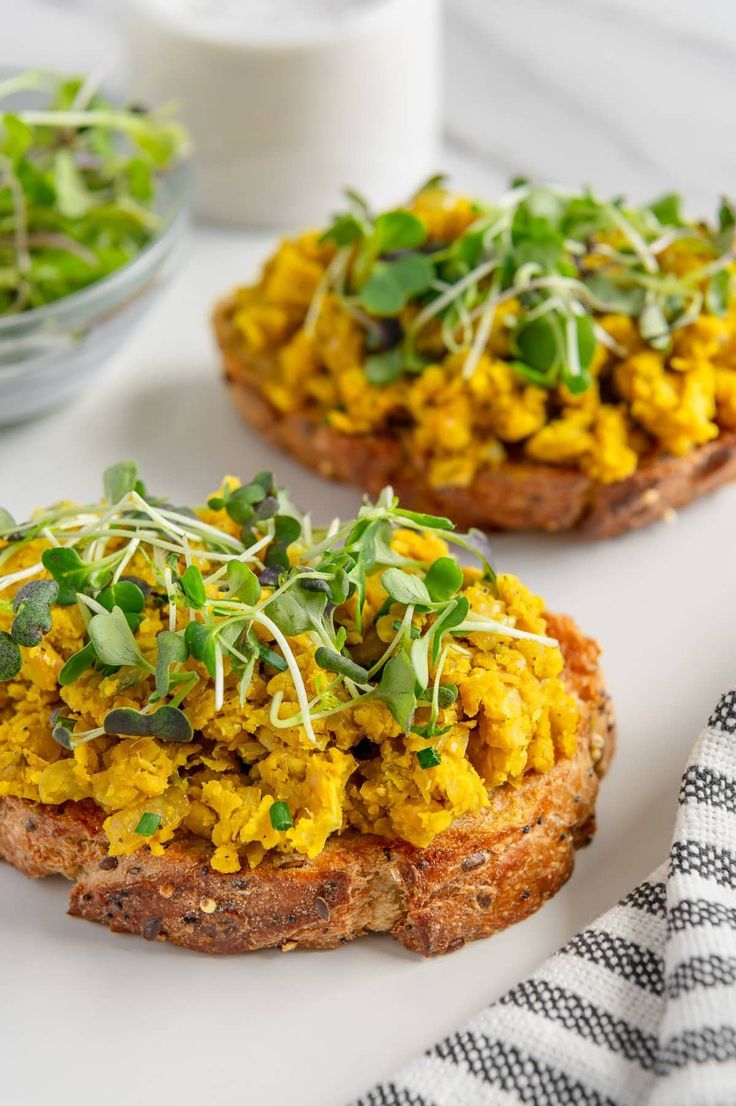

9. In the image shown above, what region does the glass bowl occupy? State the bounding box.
[0,161,192,426]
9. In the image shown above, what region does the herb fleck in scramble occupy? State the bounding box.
[223,179,736,488]
[0,464,578,873]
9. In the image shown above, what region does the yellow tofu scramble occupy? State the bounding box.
[0,465,579,873]
[224,180,736,488]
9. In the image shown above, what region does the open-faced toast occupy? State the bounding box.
[214,181,736,538]
[0,465,612,955]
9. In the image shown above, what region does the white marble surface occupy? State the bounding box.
[446,0,736,210]
[1,5,736,1106]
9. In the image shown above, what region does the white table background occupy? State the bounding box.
[1,3,736,1105]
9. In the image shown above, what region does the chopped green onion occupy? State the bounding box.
[269,801,293,831]
[135,812,162,836]
[258,644,288,672]
[416,746,442,769]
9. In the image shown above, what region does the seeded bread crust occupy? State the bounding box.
[214,296,736,538]
[0,613,614,956]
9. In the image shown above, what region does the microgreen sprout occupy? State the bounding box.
[315,181,736,391]
[0,630,21,681]
[11,579,58,646]
[0,463,557,756]
[103,705,193,743]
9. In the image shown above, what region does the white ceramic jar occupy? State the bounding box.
[125,0,442,227]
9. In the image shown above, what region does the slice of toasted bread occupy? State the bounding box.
[0,613,614,956]
[214,298,736,539]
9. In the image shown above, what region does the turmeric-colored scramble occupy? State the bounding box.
[225,182,736,488]
[0,472,578,873]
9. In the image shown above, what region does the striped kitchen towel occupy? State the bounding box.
[353,690,736,1106]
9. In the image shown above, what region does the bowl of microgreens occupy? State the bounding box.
[0,71,191,425]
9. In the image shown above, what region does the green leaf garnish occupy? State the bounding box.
[103,461,138,505]
[381,567,431,608]
[225,484,266,524]
[42,546,109,606]
[359,253,435,316]
[373,210,427,253]
[320,212,364,247]
[58,641,96,686]
[0,631,22,681]
[639,299,671,350]
[88,606,153,671]
[717,196,736,251]
[392,508,454,531]
[314,647,370,684]
[410,634,430,691]
[374,652,417,730]
[514,312,595,386]
[412,722,451,740]
[54,148,92,218]
[364,347,404,386]
[707,269,731,317]
[11,579,58,647]
[424,682,458,709]
[184,621,217,678]
[180,564,206,609]
[264,513,302,571]
[226,561,261,604]
[584,273,646,315]
[97,580,146,630]
[424,557,463,603]
[103,705,193,743]
[264,582,327,636]
[155,630,188,697]
[0,507,15,532]
[649,193,683,227]
[50,711,77,750]
[414,173,449,195]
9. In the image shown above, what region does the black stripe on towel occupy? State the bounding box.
[679,764,736,812]
[670,840,736,890]
[666,954,736,998]
[620,880,667,917]
[501,979,657,1068]
[669,897,736,932]
[432,1030,619,1106]
[657,1025,736,1073]
[357,1085,434,1106]
[562,929,664,994]
[708,690,736,733]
